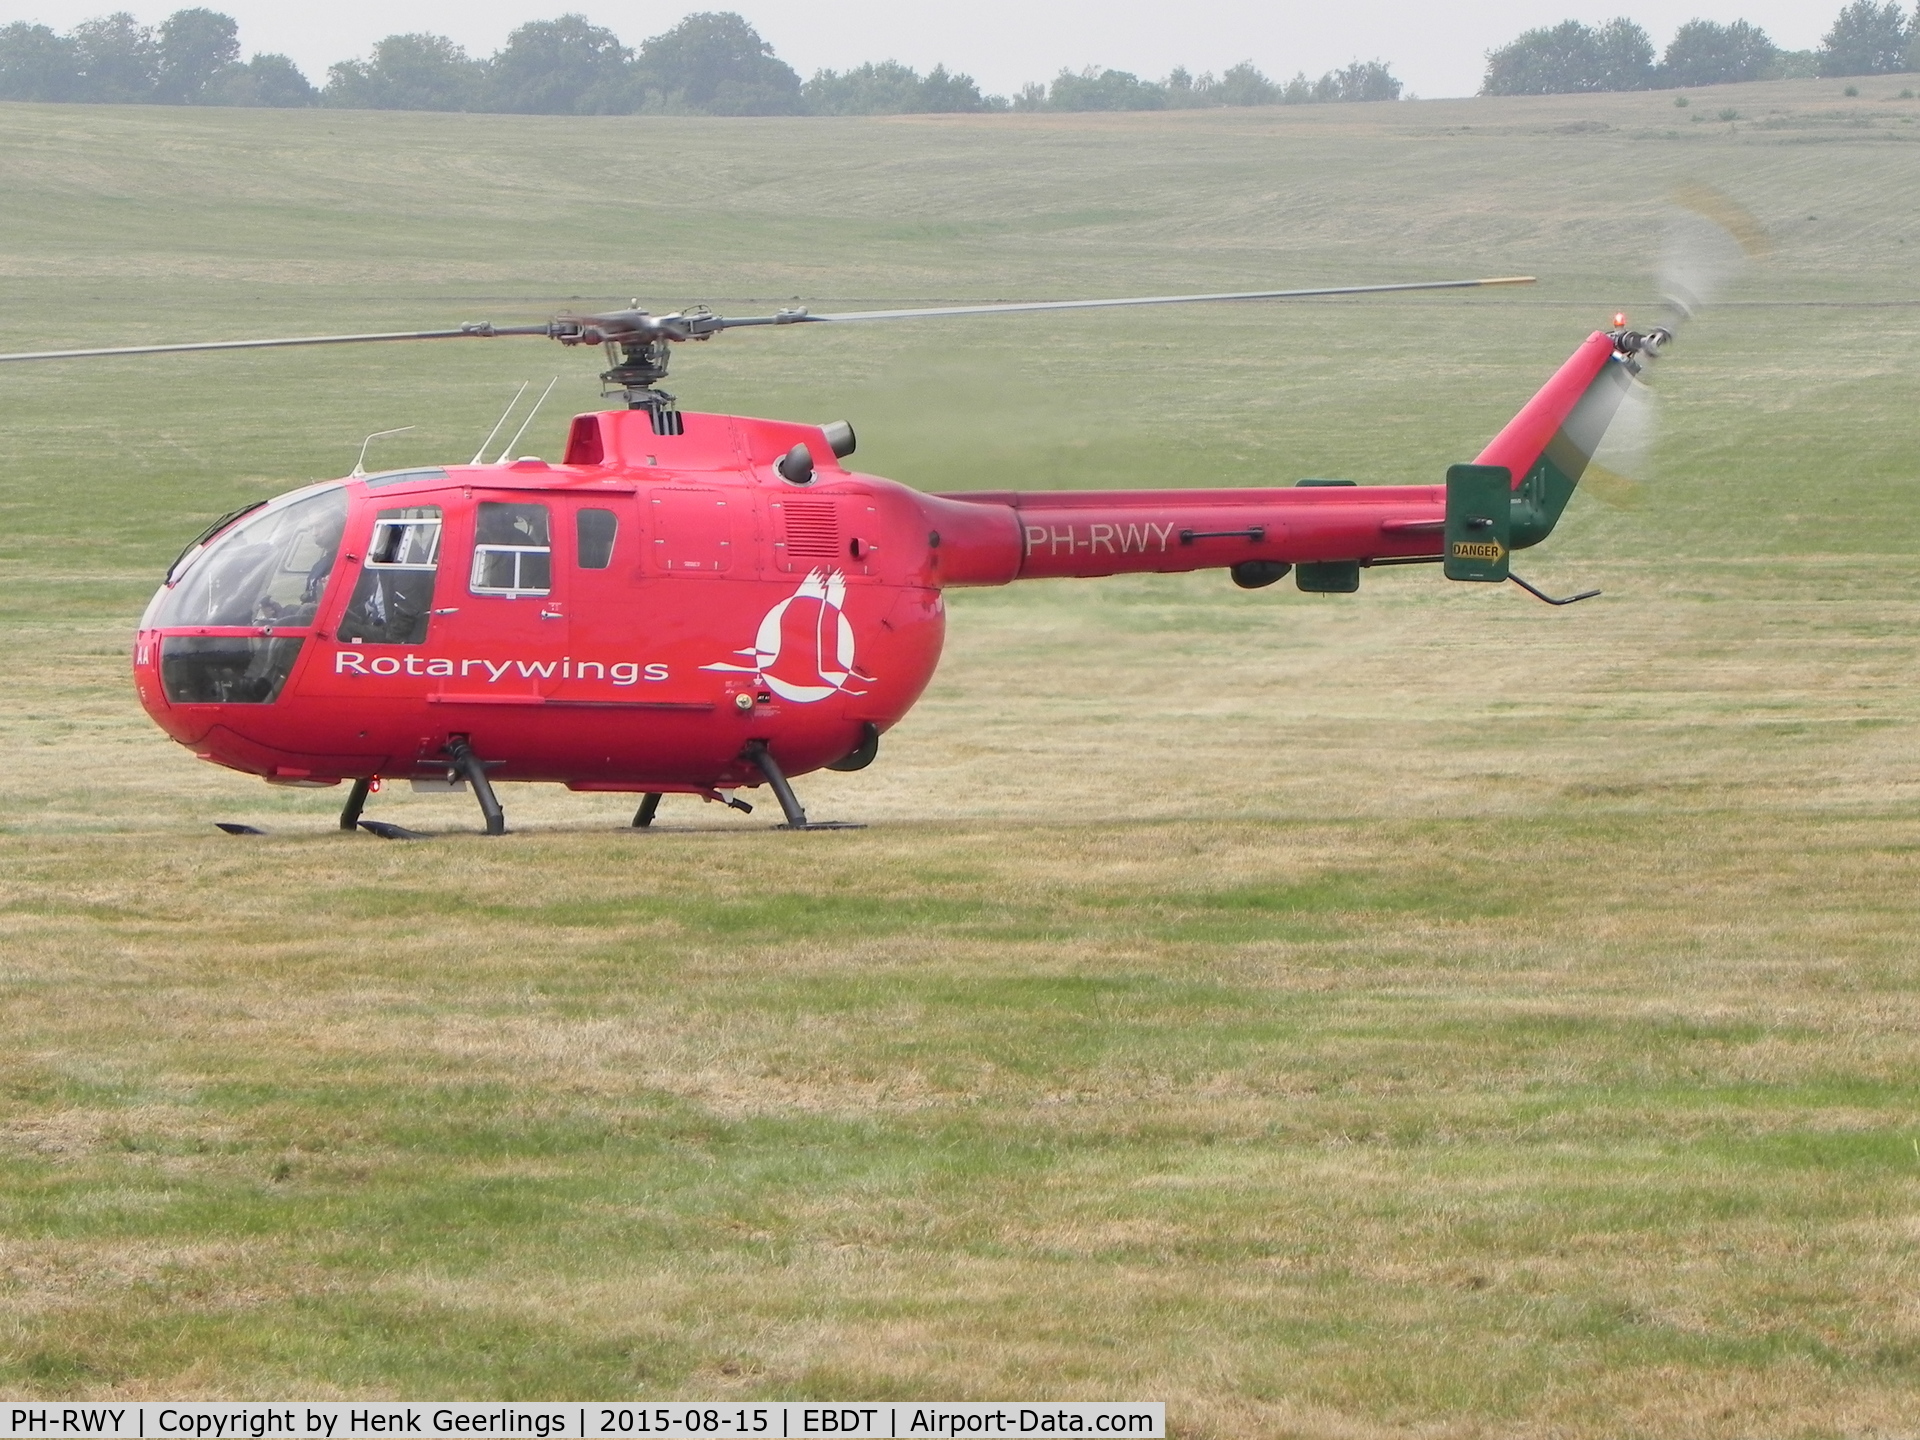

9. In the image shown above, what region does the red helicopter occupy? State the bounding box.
[0,278,1669,836]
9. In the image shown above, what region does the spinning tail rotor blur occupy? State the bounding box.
[1663,181,1773,323]
[1582,183,1770,510]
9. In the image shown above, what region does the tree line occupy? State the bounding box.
[1023,60,1400,111]
[0,8,1408,113]
[1483,1,1917,95]
[0,9,313,105]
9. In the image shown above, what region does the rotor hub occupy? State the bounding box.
[599,337,678,414]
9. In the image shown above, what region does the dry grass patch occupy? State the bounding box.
[3,814,1917,1427]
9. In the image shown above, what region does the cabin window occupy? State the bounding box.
[369,510,442,567]
[470,501,552,597]
[337,506,441,646]
[577,508,618,569]
[160,636,304,704]
[361,467,449,490]
[152,487,347,629]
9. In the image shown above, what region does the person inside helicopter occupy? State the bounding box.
[336,506,442,646]
[153,487,349,631]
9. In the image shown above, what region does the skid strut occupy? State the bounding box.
[743,741,808,828]
[740,742,863,831]
[339,776,373,831]
[632,793,662,828]
[444,738,505,835]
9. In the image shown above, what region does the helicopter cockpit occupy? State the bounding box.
[143,485,347,705]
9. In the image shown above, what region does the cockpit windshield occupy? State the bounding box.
[151,487,348,629]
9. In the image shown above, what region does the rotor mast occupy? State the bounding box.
[547,303,801,425]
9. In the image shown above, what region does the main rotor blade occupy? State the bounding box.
[0,323,552,364]
[711,276,1537,329]
[0,275,1537,363]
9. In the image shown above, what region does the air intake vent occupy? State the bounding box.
[780,499,841,560]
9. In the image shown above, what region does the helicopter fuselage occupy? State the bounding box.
[131,330,1625,806]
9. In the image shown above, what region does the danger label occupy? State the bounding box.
[1450,541,1506,561]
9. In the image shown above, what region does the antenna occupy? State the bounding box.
[495,377,559,463]
[351,426,414,478]
[471,382,530,465]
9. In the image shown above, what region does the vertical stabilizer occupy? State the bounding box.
[1471,330,1643,549]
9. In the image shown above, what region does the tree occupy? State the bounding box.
[324,33,484,110]
[1484,20,1595,93]
[1047,67,1166,110]
[1,10,314,106]
[1595,18,1657,87]
[1592,18,1657,88]
[1163,66,1202,106]
[918,64,987,112]
[1482,17,1654,94]
[0,22,81,101]
[1660,19,1776,86]
[1159,64,1279,108]
[206,52,317,106]
[805,61,988,114]
[155,8,239,103]
[1278,71,1316,103]
[634,13,801,115]
[71,12,157,102]
[1331,59,1402,100]
[1214,62,1280,105]
[1817,0,1910,74]
[804,61,925,114]
[487,14,631,114]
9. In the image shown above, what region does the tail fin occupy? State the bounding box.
[1473,330,1643,549]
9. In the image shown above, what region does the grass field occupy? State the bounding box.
[3,76,1920,1434]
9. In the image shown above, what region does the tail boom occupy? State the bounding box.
[928,486,1446,583]
[918,325,1644,588]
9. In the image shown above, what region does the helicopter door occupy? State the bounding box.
[335,505,442,647]
[554,498,664,703]
[430,496,568,699]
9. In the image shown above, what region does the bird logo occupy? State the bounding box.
[701,568,874,703]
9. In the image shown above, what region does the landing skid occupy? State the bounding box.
[742,741,865,832]
[335,741,507,838]
[232,754,864,839]
[359,820,429,841]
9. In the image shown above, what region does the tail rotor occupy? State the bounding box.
[1581,183,1770,511]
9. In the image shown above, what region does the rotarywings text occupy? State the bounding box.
[330,566,872,704]
[334,654,669,685]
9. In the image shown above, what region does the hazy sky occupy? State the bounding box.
[0,1,1843,101]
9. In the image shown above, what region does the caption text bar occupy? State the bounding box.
[2,1405,1164,1440]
